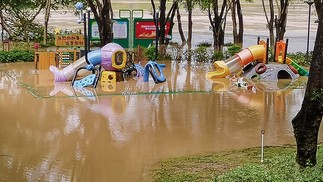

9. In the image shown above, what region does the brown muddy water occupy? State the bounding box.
[1,62,323,181]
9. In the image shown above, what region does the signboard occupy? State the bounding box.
[113,21,128,39]
[90,20,100,40]
[55,34,84,47]
[133,19,172,48]
[135,21,171,39]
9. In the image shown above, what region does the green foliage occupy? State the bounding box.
[287,51,312,67]
[151,145,323,182]
[196,41,212,47]
[217,147,323,181]
[0,50,34,63]
[227,44,242,57]
[310,88,323,102]
[145,46,158,61]
[212,51,224,61]
[194,46,211,62]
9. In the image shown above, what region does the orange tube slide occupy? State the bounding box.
[206,45,267,79]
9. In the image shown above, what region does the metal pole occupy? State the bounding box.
[154,11,159,62]
[83,13,90,65]
[261,130,265,162]
[305,0,314,62]
[87,8,91,52]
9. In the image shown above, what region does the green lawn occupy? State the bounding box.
[150,144,323,182]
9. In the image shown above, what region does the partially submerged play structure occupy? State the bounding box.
[206,38,309,82]
[35,5,166,91]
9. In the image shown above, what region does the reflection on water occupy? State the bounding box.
[0,62,321,181]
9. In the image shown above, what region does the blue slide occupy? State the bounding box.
[143,61,166,84]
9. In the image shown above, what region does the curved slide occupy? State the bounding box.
[206,45,266,79]
[50,50,101,82]
[49,43,127,82]
[143,61,166,84]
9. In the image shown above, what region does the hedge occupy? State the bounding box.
[0,50,34,63]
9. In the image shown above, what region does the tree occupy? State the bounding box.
[200,0,230,51]
[0,0,45,42]
[87,0,113,46]
[292,1,323,168]
[150,0,179,54]
[182,0,196,49]
[261,0,288,50]
[43,0,51,45]
[231,0,243,46]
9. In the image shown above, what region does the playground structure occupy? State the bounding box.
[206,38,309,81]
[48,6,166,89]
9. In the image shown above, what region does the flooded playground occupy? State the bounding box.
[1,1,323,181]
[1,61,323,181]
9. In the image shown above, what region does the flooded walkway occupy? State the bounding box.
[1,62,322,181]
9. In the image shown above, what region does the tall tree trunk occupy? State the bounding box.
[231,0,243,46]
[262,0,275,50]
[187,0,193,48]
[159,0,166,45]
[209,0,227,51]
[165,2,177,46]
[275,0,288,40]
[292,4,323,168]
[44,0,51,45]
[176,6,186,44]
[88,0,113,46]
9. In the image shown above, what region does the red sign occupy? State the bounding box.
[135,21,171,39]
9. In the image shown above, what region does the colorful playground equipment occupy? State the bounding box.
[206,38,309,81]
[49,43,127,82]
[48,5,166,89]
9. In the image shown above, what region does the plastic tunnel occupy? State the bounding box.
[206,45,267,79]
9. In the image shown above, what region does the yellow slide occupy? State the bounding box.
[206,44,267,79]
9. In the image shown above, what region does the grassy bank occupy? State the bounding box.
[150,144,323,182]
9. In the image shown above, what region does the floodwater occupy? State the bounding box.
[1,62,322,181]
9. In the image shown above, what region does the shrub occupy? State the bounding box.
[194,46,211,62]
[227,44,242,57]
[0,50,34,63]
[145,45,158,61]
[212,50,224,61]
[287,51,311,67]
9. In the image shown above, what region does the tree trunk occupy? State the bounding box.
[43,0,51,45]
[292,4,323,168]
[88,0,113,46]
[176,6,186,44]
[159,0,166,45]
[231,0,243,46]
[165,2,177,46]
[275,0,288,40]
[187,0,193,48]
[262,0,275,50]
[210,0,227,52]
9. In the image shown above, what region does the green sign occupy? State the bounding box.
[88,9,172,49]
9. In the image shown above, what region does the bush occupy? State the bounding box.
[287,51,311,67]
[212,51,224,61]
[0,50,34,63]
[227,44,242,57]
[194,46,211,62]
[145,45,158,60]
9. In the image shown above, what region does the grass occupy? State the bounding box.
[150,144,323,182]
